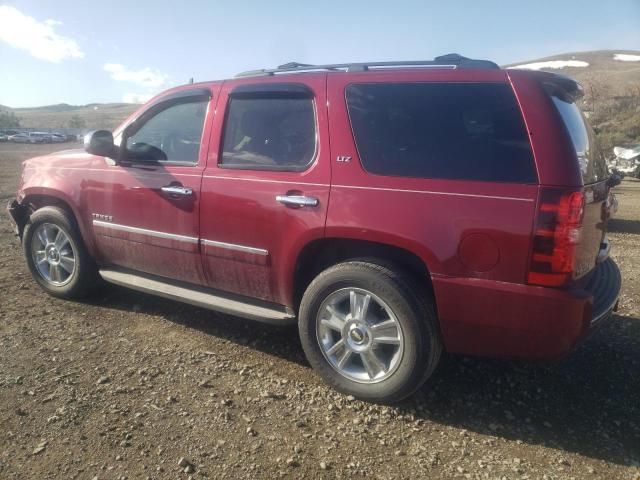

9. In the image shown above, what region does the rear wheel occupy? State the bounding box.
[23,206,98,298]
[298,261,441,403]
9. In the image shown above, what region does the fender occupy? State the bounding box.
[323,225,440,277]
[19,185,98,257]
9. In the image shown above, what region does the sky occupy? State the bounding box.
[0,0,639,108]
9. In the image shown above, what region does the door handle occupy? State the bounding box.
[161,185,193,197]
[276,194,319,208]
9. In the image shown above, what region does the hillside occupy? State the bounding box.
[508,50,640,155]
[9,103,139,131]
[507,50,640,95]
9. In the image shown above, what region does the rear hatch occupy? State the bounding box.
[548,85,610,280]
[527,76,613,287]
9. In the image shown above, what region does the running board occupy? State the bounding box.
[99,269,296,325]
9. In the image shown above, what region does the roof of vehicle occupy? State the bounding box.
[235,53,500,78]
[137,55,583,122]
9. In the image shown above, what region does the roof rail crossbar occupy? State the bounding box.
[235,54,499,77]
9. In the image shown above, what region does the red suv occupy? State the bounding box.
[7,55,621,403]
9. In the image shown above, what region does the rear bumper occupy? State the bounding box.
[586,257,621,328]
[434,258,622,360]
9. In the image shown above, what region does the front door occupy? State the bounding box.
[88,88,216,285]
[199,76,331,306]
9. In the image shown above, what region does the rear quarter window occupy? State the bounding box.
[345,83,537,183]
[549,95,607,185]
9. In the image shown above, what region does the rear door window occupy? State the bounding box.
[345,83,537,183]
[220,95,316,171]
[549,95,607,184]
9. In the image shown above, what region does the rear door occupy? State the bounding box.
[199,76,330,306]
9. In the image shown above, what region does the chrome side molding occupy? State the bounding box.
[92,220,199,244]
[92,220,270,261]
[99,269,295,325]
[201,239,268,256]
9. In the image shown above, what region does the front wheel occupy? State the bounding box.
[23,206,99,298]
[298,261,441,404]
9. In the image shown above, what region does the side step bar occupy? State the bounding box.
[99,269,296,325]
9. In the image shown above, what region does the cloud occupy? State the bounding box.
[104,63,168,88]
[122,92,154,104]
[0,6,84,62]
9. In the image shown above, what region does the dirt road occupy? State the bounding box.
[1,143,639,479]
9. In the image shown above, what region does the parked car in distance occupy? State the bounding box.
[50,133,67,143]
[30,132,54,143]
[7,54,622,403]
[9,132,51,143]
[8,133,34,143]
[0,134,8,142]
[610,145,640,179]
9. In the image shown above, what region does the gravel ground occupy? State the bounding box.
[1,143,639,480]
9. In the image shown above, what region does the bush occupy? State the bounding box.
[68,115,86,129]
[593,94,640,156]
[0,109,21,128]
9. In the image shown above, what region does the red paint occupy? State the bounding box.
[13,67,618,361]
[458,234,500,272]
[198,74,331,304]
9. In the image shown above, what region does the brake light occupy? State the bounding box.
[527,188,585,287]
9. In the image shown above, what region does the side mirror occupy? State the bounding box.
[84,130,115,158]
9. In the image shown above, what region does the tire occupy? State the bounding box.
[22,206,98,298]
[298,261,441,404]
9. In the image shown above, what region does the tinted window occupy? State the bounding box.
[550,96,607,184]
[220,96,316,171]
[125,100,208,164]
[346,83,536,183]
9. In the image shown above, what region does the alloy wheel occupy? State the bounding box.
[316,288,404,383]
[30,223,76,286]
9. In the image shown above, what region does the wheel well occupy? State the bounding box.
[17,195,76,235]
[23,194,74,216]
[293,238,432,308]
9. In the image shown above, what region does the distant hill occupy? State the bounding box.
[14,103,83,113]
[507,50,640,155]
[3,103,139,130]
[507,50,640,94]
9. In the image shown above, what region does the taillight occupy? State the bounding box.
[527,188,585,287]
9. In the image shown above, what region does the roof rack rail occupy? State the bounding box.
[235,54,499,77]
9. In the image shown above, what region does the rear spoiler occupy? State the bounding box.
[533,71,584,103]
